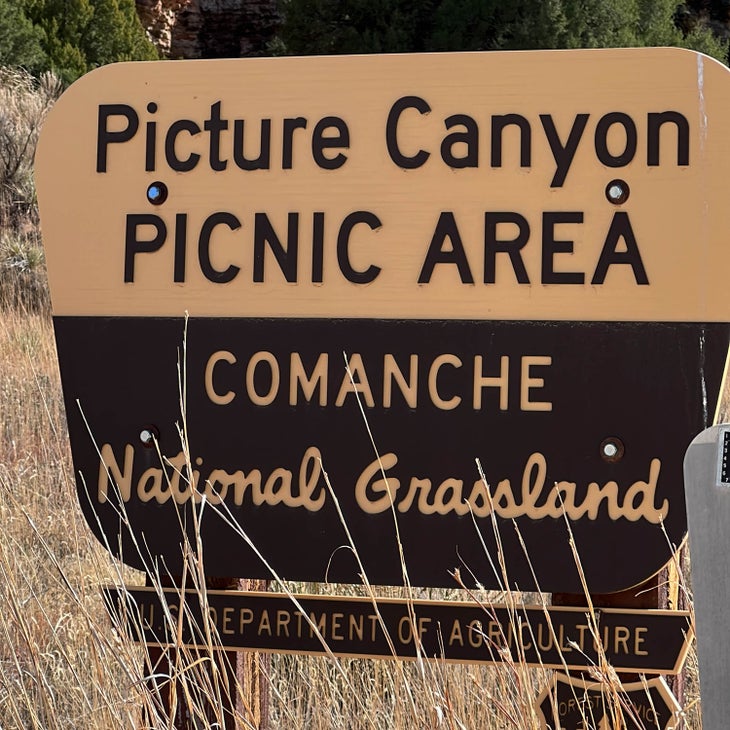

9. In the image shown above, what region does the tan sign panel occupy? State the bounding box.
[36,48,730,321]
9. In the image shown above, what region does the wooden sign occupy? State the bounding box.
[537,673,680,729]
[36,49,730,593]
[684,424,730,730]
[104,587,691,673]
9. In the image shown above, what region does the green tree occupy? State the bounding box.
[428,0,502,50]
[439,0,723,53]
[278,0,729,62]
[0,0,45,70]
[559,0,642,47]
[279,0,439,54]
[22,0,158,85]
[682,23,730,57]
[84,0,159,66]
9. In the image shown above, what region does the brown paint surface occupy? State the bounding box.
[106,587,693,674]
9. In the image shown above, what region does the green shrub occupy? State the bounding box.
[0,67,58,313]
[0,0,45,71]
[0,67,59,230]
[13,0,159,86]
[0,231,49,312]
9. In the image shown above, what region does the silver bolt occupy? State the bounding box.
[605,179,629,204]
[603,442,618,458]
[140,428,154,445]
[607,183,624,201]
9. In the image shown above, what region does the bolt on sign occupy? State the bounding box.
[36,48,730,593]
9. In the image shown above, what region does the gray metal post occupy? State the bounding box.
[683,425,730,730]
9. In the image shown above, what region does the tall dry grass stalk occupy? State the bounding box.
[0,303,551,728]
[0,298,709,728]
[0,310,141,727]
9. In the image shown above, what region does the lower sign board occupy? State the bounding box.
[103,588,691,674]
[537,673,680,730]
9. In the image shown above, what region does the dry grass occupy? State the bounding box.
[0,232,49,312]
[0,68,60,231]
[0,305,546,730]
[0,302,549,726]
[0,296,711,729]
[0,308,140,728]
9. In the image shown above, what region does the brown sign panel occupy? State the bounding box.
[537,673,680,730]
[56,318,726,592]
[104,588,692,674]
[37,49,730,592]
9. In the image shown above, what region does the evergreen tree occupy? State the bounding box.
[280,0,438,54]
[561,0,642,48]
[0,0,45,70]
[84,0,159,66]
[278,0,729,62]
[429,0,503,50]
[21,0,158,85]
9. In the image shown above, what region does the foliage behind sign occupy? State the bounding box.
[36,49,730,592]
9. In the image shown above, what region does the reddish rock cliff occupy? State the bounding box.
[135,0,281,59]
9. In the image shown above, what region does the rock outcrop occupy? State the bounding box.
[135,0,281,59]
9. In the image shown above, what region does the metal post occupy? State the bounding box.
[684,425,730,730]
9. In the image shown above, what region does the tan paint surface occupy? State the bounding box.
[35,48,730,320]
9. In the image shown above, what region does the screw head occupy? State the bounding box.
[605,179,630,205]
[146,182,168,205]
[139,426,159,447]
[600,437,624,462]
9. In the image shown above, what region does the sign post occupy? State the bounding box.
[683,424,730,730]
[35,47,730,726]
[138,577,268,729]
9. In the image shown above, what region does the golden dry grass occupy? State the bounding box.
[0,309,140,728]
[0,296,712,729]
[0,304,550,728]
